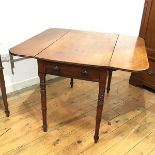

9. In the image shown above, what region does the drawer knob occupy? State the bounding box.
[81,70,88,77]
[53,66,60,72]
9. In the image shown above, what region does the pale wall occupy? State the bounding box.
[0,0,145,93]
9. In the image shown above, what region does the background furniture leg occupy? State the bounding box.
[107,70,112,93]
[0,56,10,117]
[0,70,10,117]
[39,72,47,132]
[94,71,107,143]
[70,78,73,88]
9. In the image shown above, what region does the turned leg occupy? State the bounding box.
[70,78,73,88]
[38,72,47,132]
[94,71,107,143]
[107,70,112,93]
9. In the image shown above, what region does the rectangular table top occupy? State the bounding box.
[9,28,149,71]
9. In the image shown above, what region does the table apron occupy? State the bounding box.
[38,60,107,82]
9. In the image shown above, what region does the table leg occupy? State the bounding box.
[39,72,47,132]
[0,70,10,117]
[70,78,73,88]
[94,71,107,143]
[107,70,112,93]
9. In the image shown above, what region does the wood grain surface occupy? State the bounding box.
[36,30,118,67]
[110,35,149,71]
[9,28,69,57]
[9,28,149,71]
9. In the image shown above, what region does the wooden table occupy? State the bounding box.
[9,28,149,143]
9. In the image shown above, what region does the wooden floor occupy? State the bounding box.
[1,71,155,155]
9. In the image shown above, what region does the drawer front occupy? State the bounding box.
[45,62,100,82]
[142,60,155,87]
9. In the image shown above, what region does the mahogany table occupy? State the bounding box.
[9,28,149,143]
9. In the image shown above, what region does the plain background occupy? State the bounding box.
[0,0,145,93]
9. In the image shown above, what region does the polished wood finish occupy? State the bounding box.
[110,35,149,71]
[9,28,69,58]
[38,72,47,132]
[130,0,155,89]
[94,71,107,143]
[0,55,10,117]
[10,28,148,71]
[36,30,117,67]
[9,28,148,143]
[44,61,100,82]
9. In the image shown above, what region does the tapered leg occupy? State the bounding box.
[107,70,112,93]
[9,53,15,74]
[0,70,10,117]
[39,72,47,132]
[94,71,107,143]
[70,78,73,88]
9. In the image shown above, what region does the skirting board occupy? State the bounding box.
[5,75,56,94]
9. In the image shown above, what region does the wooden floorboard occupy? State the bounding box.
[0,71,155,155]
